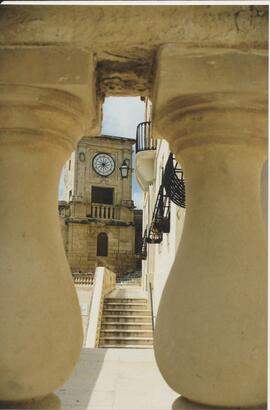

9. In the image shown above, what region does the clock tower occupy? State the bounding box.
[59,135,137,275]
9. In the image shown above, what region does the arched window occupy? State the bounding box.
[97,232,108,257]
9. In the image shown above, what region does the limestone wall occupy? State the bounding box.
[59,215,68,254]
[63,152,76,202]
[66,222,135,275]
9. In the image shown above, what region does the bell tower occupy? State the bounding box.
[59,135,136,275]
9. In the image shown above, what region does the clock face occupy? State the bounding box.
[92,153,115,177]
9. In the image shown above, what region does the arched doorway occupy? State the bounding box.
[97,232,108,257]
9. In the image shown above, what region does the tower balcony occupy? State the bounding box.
[135,121,157,153]
[135,122,157,191]
[88,203,116,220]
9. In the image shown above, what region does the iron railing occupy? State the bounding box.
[164,153,186,208]
[135,121,157,153]
[149,282,155,332]
[140,228,148,259]
[147,173,171,244]
[116,271,142,284]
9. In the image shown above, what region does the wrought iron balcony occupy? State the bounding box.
[140,228,148,259]
[147,175,171,244]
[164,153,186,208]
[146,229,163,244]
[135,122,157,190]
[135,121,157,153]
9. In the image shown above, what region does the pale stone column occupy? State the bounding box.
[152,46,267,408]
[0,48,100,401]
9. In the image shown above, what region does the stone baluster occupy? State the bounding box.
[0,47,100,401]
[152,46,267,408]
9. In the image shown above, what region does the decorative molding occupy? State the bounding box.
[0,84,87,152]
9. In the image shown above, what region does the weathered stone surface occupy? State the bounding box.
[0,47,100,135]
[0,5,267,96]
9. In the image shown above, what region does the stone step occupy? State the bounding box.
[100,329,153,338]
[105,298,147,303]
[117,280,141,286]
[103,309,151,316]
[99,295,153,349]
[99,344,153,349]
[104,300,147,306]
[99,337,153,346]
[102,315,152,323]
[101,322,153,330]
[103,303,148,310]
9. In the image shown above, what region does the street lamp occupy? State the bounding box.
[119,159,129,179]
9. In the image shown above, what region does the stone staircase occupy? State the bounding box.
[99,296,153,348]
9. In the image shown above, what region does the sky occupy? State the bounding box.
[58,96,145,208]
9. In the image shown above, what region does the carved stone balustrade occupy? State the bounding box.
[0,46,100,401]
[152,45,268,408]
[0,5,267,407]
[89,203,116,220]
[72,273,95,286]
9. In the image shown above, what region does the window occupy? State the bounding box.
[97,232,108,257]
[91,186,114,205]
[69,190,72,200]
[68,160,71,170]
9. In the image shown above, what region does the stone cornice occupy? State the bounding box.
[66,217,134,227]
